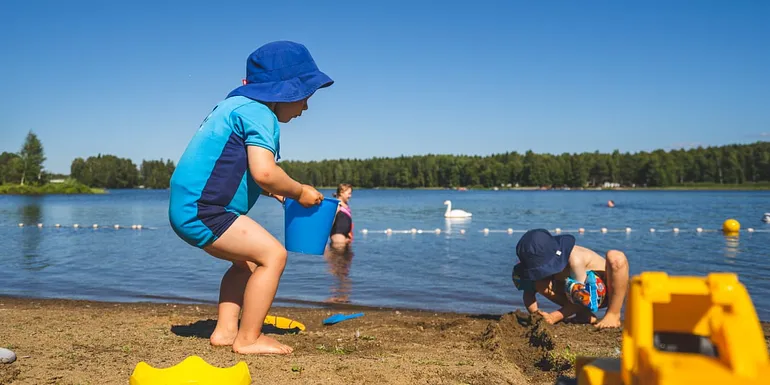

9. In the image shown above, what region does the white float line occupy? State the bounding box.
[14,223,156,230]
[359,227,769,235]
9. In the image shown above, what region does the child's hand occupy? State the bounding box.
[298,184,323,207]
[536,310,556,324]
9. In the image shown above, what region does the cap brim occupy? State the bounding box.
[227,69,334,103]
[295,70,334,101]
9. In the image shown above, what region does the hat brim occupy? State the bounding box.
[518,234,575,281]
[227,69,334,103]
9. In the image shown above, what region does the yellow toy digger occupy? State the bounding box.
[573,272,770,385]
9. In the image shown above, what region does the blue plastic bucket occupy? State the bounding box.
[284,197,340,255]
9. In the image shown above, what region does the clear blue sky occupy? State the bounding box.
[1,1,768,174]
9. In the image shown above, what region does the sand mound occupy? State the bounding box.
[480,310,622,384]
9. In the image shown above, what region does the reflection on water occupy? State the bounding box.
[19,199,50,271]
[444,217,472,234]
[2,189,770,319]
[324,244,354,304]
[724,234,740,264]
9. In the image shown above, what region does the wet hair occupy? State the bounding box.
[332,183,352,198]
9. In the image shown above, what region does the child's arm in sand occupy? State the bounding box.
[545,302,584,324]
[523,291,538,313]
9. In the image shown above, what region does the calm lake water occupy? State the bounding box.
[1,189,769,319]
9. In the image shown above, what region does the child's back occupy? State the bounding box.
[169,96,280,248]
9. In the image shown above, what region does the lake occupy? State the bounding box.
[1,189,769,319]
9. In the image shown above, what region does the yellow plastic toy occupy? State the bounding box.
[575,272,770,385]
[129,355,251,385]
[264,314,306,333]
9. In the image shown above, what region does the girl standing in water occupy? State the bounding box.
[329,183,353,246]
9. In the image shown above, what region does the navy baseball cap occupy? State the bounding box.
[515,229,575,281]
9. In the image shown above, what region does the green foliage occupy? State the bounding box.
[139,159,176,189]
[70,154,140,188]
[18,131,46,186]
[280,142,770,188]
[0,151,21,184]
[1,129,767,191]
[1,133,175,191]
[0,179,96,195]
[0,132,46,185]
[69,155,175,189]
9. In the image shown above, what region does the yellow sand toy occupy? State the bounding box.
[264,314,306,333]
[129,315,303,384]
[575,272,770,385]
[129,355,250,385]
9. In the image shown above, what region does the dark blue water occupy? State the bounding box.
[1,189,769,318]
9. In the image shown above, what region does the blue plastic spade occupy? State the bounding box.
[322,312,365,325]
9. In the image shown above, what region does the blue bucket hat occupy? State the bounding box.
[515,229,575,281]
[227,41,334,103]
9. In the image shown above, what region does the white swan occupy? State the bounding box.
[763,213,770,223]
[444,200,472,218]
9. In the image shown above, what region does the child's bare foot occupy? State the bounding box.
[210,327,238,346]
[594,313,622,329]
[232,333,293,355]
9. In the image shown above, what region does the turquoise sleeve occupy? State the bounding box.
[241,115,276,155]
[232,105,281,160]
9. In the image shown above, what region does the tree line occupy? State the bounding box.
[70,155,175,189]
[3,131,768,190]
[1,132,47,185]
[1,131,175,189]
[280,141,770,188]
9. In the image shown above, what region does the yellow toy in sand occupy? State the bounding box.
[264,314,306,333]
[575,272,770,385]
[129,315,303,384]
[129,355,250,385]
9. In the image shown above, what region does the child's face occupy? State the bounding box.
[274,96,310,123]
[338,188,352,203]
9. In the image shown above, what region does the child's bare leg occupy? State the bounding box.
[595,250,629,329]
[204,216,292,355]
[210,261,253,346]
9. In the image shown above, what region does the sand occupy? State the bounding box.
[1,297,768,385]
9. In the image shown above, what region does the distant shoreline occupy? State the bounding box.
[0,182,106,195]
[2,183,767,196]
[314,184,770,191]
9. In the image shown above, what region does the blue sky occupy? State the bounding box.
[1,1,768,174]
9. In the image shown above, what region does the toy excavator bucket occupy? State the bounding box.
[129,355,251,385]
[576,272,770,385]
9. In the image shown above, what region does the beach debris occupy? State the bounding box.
[0,347,16,364]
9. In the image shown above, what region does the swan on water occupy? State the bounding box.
[444,200,472,218]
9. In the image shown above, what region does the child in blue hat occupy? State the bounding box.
[512,229,629,329]
[168,41,333,354]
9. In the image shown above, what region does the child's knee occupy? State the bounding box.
[232,261,253,272]
[606,250,628,271]
[266,247,288,270]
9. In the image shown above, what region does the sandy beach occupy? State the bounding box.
[1,296,768,385]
